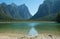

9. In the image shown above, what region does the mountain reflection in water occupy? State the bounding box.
[28,27,38,37]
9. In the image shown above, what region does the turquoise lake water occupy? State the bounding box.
[0,22,60,34]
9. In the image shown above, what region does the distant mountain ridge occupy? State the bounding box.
[0,3,32,20]
[31,0,60,21]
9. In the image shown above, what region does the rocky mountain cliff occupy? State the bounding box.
[0,3,32,20]
[31,0,60,21]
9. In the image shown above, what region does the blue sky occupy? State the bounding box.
[0,0,44,16]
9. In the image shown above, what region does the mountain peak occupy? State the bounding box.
[31,0,60,21]
[10,3,17,7]
[18,4,32,19]
[1,2,7,6]
[0,3,32,20]
[20,4,27,7]
[1,2,6,4]
[21,4,26,6]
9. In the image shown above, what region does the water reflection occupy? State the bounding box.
[28,26,38,37]
[0,22,60,34]
[29,23,39,27]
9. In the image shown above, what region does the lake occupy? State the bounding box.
[0,22,60,35]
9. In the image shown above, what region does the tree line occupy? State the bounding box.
[56,12,60,23]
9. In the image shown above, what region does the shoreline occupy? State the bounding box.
[0,21,56,23]
[0,33,60,39]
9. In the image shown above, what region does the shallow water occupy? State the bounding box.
[0,22,60,34]
[28,27,38,37]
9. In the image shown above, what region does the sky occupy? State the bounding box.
[0,0,44,16]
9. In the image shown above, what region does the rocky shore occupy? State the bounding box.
[0,33,60,39]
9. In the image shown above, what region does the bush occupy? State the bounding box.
[56,12,60,23]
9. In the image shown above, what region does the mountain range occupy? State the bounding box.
[0,0,60,21]
[31,0,60,21]
[0,3,32,20]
